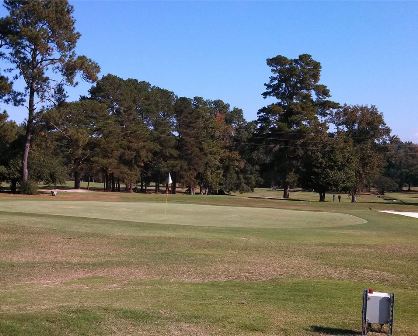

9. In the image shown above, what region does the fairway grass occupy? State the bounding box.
[0,192,417,335]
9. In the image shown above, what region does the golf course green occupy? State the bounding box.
[0,200,366,228]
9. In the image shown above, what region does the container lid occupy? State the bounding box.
[368,291,390,298]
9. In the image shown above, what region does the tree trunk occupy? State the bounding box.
[74,170,81,189]
[105,174,108,191]
[283,184,290,199]
[22,82,36,184]
[22,131,32,184]
[108,174,112,191]
[351,192,356,203]
[117,178,120,192]
[10,179,17,194]
[155,174,160,193]
[140,175,144,192]
[408,183,411,191]
[103,172,107,191]
[319,192,326,202]
[111,173,115,192]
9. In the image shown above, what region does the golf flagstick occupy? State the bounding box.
[164,190,167,216]
[165,172,172,217]
[165,187,168,216]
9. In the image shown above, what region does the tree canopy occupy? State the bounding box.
[0,2,415,199]
[256,54,338,198]
[0,0,99,184]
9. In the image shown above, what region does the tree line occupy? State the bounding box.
[0,0,417,200]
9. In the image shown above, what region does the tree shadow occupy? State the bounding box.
[309,325,361,335]
[246,196,305,201]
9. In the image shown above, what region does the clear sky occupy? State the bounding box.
[1,1,418,142]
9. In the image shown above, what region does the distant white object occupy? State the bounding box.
[362,289,394,335]
[380,210,418,219]
[168,172,172,185]
[51,190,58,196]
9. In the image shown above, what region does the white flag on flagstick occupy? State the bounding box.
[168,172,172,185]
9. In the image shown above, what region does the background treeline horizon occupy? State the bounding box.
[0,1,417,201]
[1,65,417,200]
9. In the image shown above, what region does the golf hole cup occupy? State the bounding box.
[362,289,394,335]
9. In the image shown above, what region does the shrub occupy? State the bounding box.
[373,176,398,195]
[20,180,39,195]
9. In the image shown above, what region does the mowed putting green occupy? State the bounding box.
[0,200,366,228]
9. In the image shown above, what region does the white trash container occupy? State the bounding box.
[362,289,394,335]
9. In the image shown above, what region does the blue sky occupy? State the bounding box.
[1,1,418,141]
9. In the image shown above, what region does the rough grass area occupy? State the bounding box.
[0,190,417,335]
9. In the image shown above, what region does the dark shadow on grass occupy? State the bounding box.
[309,325,360,335]
[247,196,305,201]
[387,200,418,207]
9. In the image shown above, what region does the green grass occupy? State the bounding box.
[0,200,366,228]
[0,189,417,335]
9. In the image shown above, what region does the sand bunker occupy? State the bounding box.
[380,210,418,219]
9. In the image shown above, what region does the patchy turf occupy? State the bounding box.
[0,190,417,335]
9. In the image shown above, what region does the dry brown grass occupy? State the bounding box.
[102,320,223,336]
[0,222,405,287]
